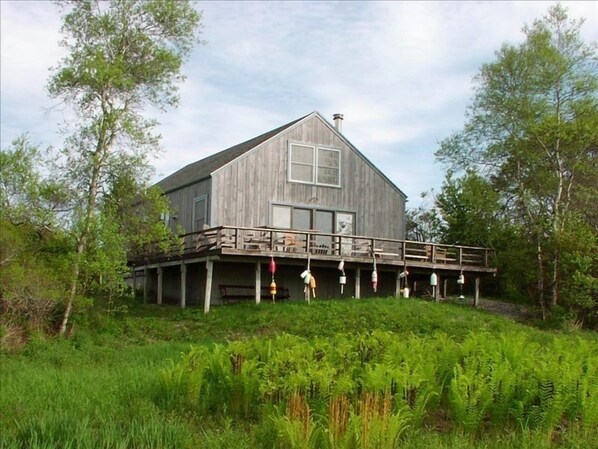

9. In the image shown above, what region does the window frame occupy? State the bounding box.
[269,202,355,234]
[288,142,341,188]
[316,147,341,187]
[192,194,208,231]
[289,143,316,184]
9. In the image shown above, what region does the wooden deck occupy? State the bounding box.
[132,226,496,273]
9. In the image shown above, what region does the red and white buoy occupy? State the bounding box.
[338,260,346,294]
[371,270,378,292]
[269,257,277,303]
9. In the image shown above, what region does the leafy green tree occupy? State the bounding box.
[405,192,444,242]
[0,135,69,228]
[435,171,502,247]
[436,5,598,318]
[0,137,72,345]
[47,0,202,334]
[102,171,177,262]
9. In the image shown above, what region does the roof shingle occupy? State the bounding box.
[157,114,309,193]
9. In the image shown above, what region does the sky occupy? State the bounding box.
[1,1,596,208]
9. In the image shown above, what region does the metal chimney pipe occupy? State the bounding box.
[333,113,344,133]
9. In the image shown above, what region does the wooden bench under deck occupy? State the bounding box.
[218,284,290,303]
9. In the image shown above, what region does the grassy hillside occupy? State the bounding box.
[1,298,597,448]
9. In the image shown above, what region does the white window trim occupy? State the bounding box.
[288,142,341,188]
[288,143,316,184]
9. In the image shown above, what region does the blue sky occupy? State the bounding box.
[1,1,596,208]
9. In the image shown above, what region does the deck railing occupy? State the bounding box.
[137,226,495,269]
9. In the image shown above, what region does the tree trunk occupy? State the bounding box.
[550,251,559,308]
[58,146,104,336]
[59,236,86,335]
[536,237,547,321]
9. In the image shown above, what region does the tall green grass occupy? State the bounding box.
[0,340,196,449]
[2,298,597,448]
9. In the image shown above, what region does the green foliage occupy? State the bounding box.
[435,171,502,247]
[2,299,597,448]
[159,328,598,445]
[44,0,202,334]
[405,191,444,242]
[103,172,177,260]
[0,135,69,227]
[435,5,598,319]
[557,217,598,327]
[0,219,72,348]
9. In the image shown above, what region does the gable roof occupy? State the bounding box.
[157,111,406,199]
[157,113,309,193]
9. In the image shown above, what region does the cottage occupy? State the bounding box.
[131,112,496,310]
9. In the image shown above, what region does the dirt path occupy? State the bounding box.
[458,297,533,322]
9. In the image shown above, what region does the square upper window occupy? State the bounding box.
[289,143,340,187]
[289,144,315,183]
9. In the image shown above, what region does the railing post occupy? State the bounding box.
[204,258,213,314]
[143,266,149,304]
[180,262,187,309]
[474,276,480,308]
[157,265,163,305]
[255,261,261,305]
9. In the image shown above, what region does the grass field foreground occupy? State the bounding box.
[1,298,597,448]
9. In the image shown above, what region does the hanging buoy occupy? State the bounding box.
[301,270,311,284]
[337,259,346,294]
[402,287,410,298]
[371,270,378,292]
[309,275,316,298]
[269,257,276,274]
[430,272,438,287]
[457,272,465,301]
[270,280,277,296]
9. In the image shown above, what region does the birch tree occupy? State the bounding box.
[436,5,598,315]
[47,0,202,335]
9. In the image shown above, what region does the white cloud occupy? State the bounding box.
[2,1,596,207]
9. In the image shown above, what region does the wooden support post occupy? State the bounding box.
[204,259,213,314]
[434,273,440,302]
[355,267,361,299]
[180,263,187,309]
[474,276,480,308]
[255,261,261,305]
[143,267,149,304]
[395,272,401,298]
[157,266,163,305]
[443,278,448,299]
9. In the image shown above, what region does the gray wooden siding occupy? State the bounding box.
[164,178,212,233]
[211,115,405,239]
